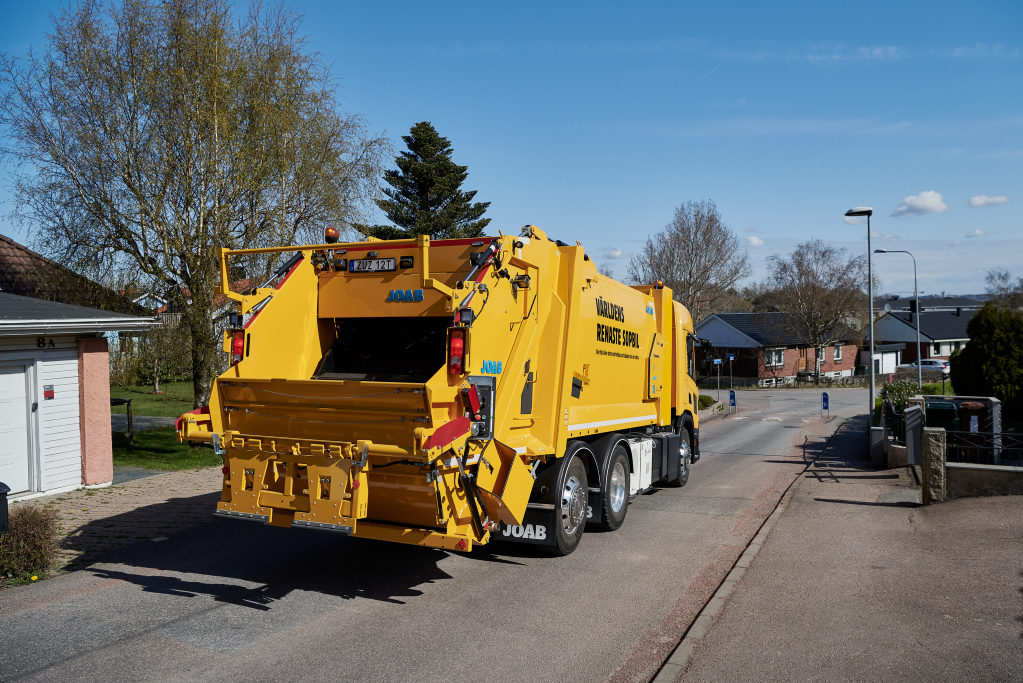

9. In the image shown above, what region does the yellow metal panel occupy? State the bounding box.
[474,440,533,525]
[647,332,664,399]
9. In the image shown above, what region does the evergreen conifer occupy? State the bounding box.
[359,122,490,239]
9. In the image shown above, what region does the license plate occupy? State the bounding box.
[349,258,396,272]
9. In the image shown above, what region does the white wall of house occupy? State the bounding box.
[929,338,969,357]
[859,349,900,374]
[0,335,83,495]
[694,316,760,348]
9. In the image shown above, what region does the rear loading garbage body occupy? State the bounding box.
[177,225,701,555]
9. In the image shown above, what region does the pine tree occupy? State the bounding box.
[360,122,491,239]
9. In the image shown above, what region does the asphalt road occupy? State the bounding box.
[2,388,866,683]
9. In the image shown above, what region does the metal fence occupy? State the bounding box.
[941,429,1023,466]
[944,430,1023,467]
[882,399,906,445]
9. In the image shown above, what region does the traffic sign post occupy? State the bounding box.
[714,358,722,402]
[729,389,736,414]
[822,391,830,417]
[727,353,735,390]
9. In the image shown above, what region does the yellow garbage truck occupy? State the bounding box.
[177,225,702,555]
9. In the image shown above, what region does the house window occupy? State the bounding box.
[954,341,961,351]
[833,343,842,362]
[764,348,784,367]
[933,342,941,355]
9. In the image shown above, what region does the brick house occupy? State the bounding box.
[695,312,860,385]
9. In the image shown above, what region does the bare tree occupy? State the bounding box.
[0,0,389,406]
[986,269,1023,311]
[767,239,867,380]
[597,262,615,279]
[627,200,751,322]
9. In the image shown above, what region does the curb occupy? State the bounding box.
[650,420,847,683]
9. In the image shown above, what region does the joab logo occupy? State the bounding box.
[386,289,425,302]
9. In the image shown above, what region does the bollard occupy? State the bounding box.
[0,481,10,534]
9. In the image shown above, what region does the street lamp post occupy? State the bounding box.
[846,207,876,427]
[875,249,922,389]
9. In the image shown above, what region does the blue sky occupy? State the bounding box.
[2,0,1020,295]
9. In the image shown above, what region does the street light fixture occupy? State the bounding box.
[875,249,922,389]
[846,207,876,427]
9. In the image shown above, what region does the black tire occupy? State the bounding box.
[600,442,630,531]
[545,453,589,556]
[666,425,692,487]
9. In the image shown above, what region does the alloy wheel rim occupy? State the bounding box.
[561,474,586,534]
[609,461,626,513]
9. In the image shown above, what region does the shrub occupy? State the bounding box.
[879,380,918,411]
[698,394,716,410]
[0,504,62,578]
[950,302,1023,420]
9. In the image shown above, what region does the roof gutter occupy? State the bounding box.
[0,317,160,336]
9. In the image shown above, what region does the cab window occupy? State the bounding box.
[686,335,696,379]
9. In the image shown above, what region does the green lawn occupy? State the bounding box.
[112,427,221,471]
[110,381,197,417]
[920,381,954,396]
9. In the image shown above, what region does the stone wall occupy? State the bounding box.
[946,463,1023,499]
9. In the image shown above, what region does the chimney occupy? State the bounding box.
[909,299,917,313]
[956,307,961,317]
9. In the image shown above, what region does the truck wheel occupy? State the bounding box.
[546,454,589,556]
[666,427,692,487]
[600,443,630,531]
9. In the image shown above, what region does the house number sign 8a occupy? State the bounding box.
[36,337,56,348]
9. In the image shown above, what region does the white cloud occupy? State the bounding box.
[891,190,948,217]
[965,229,987,238]
[747,236,764,247]
[843,215,865,225]
[602,247,630,259]
[969,194,1010,207]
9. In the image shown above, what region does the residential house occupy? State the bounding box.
[0,293,156,498]
[873,308,976,363]
[873,295,983,314]
[0,233,146,314]
[695,312,860,386]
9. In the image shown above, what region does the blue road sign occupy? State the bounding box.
[822,391,830,411]
[726,353,735,361]
[713,358,722,365]
[729,389,736,407]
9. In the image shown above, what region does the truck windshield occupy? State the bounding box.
[316,317,450,382]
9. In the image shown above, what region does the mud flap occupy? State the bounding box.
[494,508,556,546]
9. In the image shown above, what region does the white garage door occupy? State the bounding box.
[0,365,31,494]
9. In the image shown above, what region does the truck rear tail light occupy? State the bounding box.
[449,330,464,375]
[231,331,245,365]
[446,327,466,376]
